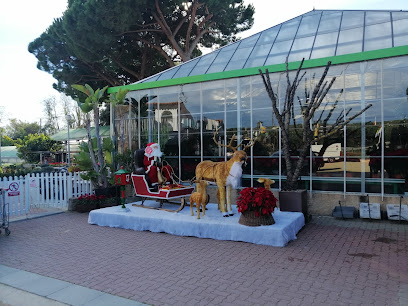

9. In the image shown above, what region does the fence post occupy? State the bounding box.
[67,172,73,200]
[25,174,30,214]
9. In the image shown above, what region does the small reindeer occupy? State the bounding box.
[257,178,275,190]
[190,180,208,219]
[196,129,256,217]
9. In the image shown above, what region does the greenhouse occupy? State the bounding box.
[108,9,408,198]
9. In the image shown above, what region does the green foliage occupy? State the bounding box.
[115,150,134,172]
[6,119,42,140]
[74,142,104,186]
[28,0,254,99]
[15,134,61,164]
[0,164,32,177]
[1,135,15,146]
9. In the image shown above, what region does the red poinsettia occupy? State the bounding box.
[237,187,278,217]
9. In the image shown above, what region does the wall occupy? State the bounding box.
[205,185,407,217]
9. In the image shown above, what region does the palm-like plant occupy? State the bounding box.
[72,84,129,188]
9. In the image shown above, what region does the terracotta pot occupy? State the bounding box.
[239,211,275,227]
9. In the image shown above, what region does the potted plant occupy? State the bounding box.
[71,194,99,213]
[237,187,278,226]
[258,59,372,216]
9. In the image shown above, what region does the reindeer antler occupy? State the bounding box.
[213,128,257,152]
[213,128,238,152]
[242,137,256,151]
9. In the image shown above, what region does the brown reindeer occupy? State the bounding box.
[196,130,256,217]
[189,180,208,219]
[257,178,275,190]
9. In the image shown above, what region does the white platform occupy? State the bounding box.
[88,201,305,247]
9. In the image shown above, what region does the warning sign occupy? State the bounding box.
[8,182,20,196]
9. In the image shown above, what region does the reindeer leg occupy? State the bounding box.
[202,199,206,217]
[218,185,229,217]
[190,200,194,216]
[227,185,234,216]
[196,200,201,219]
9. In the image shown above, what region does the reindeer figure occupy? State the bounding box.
[257,178,275,190]
[190,180,208,219]
[196,130,256,217]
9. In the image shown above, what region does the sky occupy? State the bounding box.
[0,0,406,127]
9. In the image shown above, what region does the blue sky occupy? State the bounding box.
[0,0,406,126]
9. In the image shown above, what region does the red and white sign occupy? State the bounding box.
[8,182,20,196]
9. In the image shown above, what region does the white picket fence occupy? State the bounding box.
[0,172,93,218]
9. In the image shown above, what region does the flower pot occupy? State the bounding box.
[279,190,307,213]
[99,197,120,208]
[75,201,98,213]
[239,211,275,226]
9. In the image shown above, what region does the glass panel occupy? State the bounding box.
[156,87,179,148]
[393,18,408,47]
[383,56,408,100]
[206,49,236,73]
[243,44,271,68]
[365,11,390,25]
[344,124,362,192]
[340,11,364,30]
[251,73,283,110]
[225,46,254,71]
[264,40,293,65]
[140,74,160,83]
[189,51,219,76]
[296,14,321,37]
[383,121,408,193]
[180,83,201,114]
[156,66,179,81]
[257,26,280,45]
[225,111,238,130]
[364,22,392,51]
[172,58,199,78]
[318,11,342,33]
[240,77,251,110]
[180,157,201,181]
[202,80,225,113]
[180,132,200,156]
[238,33,260,48]
[310,32,338,59]
[288,36,314,61]
[203,130,224,157]
[225,78,237,112]
[392,11,408,21]
[274,18,301,42]
[336,27,363,55]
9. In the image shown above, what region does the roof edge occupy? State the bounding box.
[108,45,408,93]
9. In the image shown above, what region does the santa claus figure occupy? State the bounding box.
[143,143,172,186]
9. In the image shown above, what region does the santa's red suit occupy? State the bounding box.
[143,143,172,185]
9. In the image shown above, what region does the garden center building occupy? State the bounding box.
[109,9,408,201]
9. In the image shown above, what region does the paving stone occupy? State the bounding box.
[0,212,407,305]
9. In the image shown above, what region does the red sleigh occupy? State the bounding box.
[131,174,194,212]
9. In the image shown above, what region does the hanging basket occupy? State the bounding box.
[238,211,275,227]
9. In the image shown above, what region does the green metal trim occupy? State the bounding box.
[107,45,408,93]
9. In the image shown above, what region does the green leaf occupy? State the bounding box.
[102,137,114,152]
[84,84,95,97]
[72,84,88,95]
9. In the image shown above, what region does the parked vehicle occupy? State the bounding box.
[270,150,324,174]
[312,143,342,163]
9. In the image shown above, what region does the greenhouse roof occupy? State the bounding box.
[50,126,110,141]
[108,9,408,93]
[0,146,18,158]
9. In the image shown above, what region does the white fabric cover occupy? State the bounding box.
[88,201,305,247]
